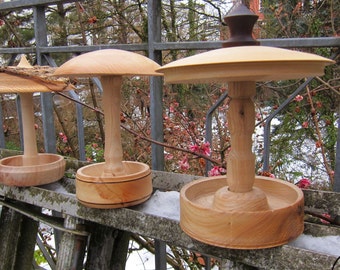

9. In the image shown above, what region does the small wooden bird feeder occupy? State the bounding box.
[0,56,69,186]
[54,49,162,208]
[157,4,334,249]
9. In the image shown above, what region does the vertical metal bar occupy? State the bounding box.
[68,90,86,161]
[205,91,229,174]
[34,6,57,153]
[334,117,340,192]
[148,0,164,171]
[154,239,167,270]
[0,99,6,148]
[0,55,18,149]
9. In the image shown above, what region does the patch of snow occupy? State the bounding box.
[289,234,340,257]
[135,190,180,221]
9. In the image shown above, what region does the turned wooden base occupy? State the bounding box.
[180,176,304,249]
[76,161,152,209]
[0,154,66,186]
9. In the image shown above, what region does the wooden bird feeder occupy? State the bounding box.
[54,49,162,208]
[157,4,334,249]
[0,56,69,186]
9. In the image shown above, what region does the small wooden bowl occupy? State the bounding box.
[76,161,152,208]
[0,154,66,186]
[180,176,304,249]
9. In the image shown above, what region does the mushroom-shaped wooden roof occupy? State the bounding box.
[0,56,72,93]
[157,46,334,83]
[53,49,162,77]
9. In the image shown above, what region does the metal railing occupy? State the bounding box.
[0,1,339,269]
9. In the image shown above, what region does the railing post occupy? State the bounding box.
[148,0,164,171]
[334,116,340,192]
[33,5,57,153]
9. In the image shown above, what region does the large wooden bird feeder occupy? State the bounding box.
[54,49,162,208]
[157,4,334,249]
[0,56,69,186]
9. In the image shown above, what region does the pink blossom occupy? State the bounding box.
[296,178,311,189]
[189,141,211,156]
[302,121,309,128]
[256,113,262,121]
[178,156,189,171]
[201,142,211,155]
[189,144,199,153]
[294,95,304,102]
[92,143,99,148]
[208,166,226,176]
[58,132,68,143]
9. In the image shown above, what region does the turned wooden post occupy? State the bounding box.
[101,76,126,176]
[226,81,256,193]
[20,92,39,166]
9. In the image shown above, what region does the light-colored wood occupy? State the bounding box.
[0,154,65,186]
[53,49,163,77]
[180,176,304,249]
[76,161,152,208]
[226,82,256,193]
[20,92,39,166]
[101,76,126,176]
[157,46,334,83]
[54,49,161,208]
[157,45,334,248]
[0,56,66,186]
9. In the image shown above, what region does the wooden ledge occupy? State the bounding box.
[0,170,339,269]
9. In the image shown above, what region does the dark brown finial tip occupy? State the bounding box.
[222,3,260,47]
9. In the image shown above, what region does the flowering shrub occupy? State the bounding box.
[296,178,312,189]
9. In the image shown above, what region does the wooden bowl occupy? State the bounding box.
[180,176,304,249]
[76,161,152,208]
[0,154,66,186]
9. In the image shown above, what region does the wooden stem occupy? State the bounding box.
[20,92,38,165]
[101,76,126,176]
[226,81,256,193]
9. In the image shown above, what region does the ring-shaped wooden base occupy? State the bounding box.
[76,161,152,209]
[0,154,66,186]
[180,176,304,249]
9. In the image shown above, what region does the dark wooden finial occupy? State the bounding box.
[222,3,260,47]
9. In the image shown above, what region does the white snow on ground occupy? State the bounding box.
[134,190,180,220]
[289,234,340,257]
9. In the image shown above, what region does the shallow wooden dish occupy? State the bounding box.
[76,161,152,208]
[0,154,66,186]
[180,176,304,249]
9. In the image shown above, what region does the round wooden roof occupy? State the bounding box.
[157,46,334,83]
[54,49,163,77]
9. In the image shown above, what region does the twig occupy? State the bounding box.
[55,91,221,166]
[306,85,334,185]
